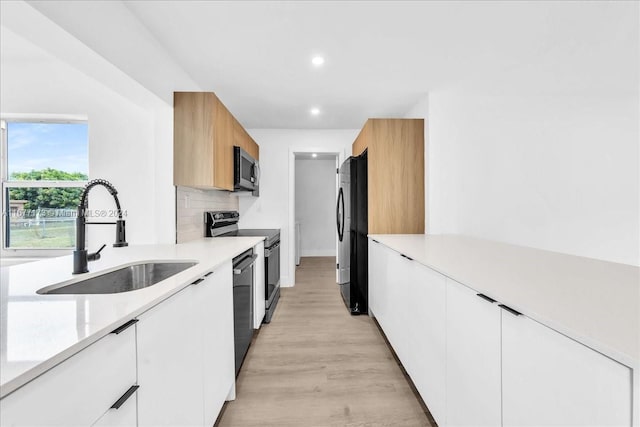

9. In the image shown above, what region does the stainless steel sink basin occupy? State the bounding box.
[38,261,198,295]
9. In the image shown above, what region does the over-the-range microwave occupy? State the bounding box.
[234,146,259,195]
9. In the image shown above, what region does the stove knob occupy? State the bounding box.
[215,214,222,220]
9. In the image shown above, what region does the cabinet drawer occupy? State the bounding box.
[1,324,137,427]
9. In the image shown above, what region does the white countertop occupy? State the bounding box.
[369,234,640,369]
[0,237,264,398]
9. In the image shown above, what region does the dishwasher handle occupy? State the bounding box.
[265,242,280,257]
[233,254,258,275]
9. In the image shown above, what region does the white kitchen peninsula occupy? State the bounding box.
[369,234,639,427]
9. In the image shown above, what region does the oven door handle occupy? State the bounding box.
[233,254,258,275]
[265,242,280,257]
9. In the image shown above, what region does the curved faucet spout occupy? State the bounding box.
[73,179,128,274]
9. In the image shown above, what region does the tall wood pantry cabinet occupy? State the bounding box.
[352,118,425,234]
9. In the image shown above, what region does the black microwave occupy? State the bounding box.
[234,146,259,194]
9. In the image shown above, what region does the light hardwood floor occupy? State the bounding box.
[216,257,435,427]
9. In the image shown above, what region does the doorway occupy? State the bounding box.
[293,152,339,278]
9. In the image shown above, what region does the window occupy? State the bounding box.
[1,119,88,251]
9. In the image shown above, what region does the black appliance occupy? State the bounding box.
[336,151,368,314]
[205,211,281,323]
[234,146,260,195]
[232,248,257,376]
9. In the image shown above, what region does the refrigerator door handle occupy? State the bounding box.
[340,188,345,241]
[336,188,340,240]
[337,187,345,242]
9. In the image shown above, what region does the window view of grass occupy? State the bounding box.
[8,217,77,248]
[7,182,84,249]
[5,122,88,250]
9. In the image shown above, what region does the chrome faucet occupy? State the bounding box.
[73,179,128,274]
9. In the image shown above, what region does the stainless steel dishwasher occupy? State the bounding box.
[232,248,257,376]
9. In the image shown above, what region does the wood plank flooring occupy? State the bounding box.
[216,257,434,427]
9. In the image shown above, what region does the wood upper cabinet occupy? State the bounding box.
[233,116,259,160]
[352,121,370,157]
[352,119,424,234]
[174,92,258,190]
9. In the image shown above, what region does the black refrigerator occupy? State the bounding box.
[336,150,368,314]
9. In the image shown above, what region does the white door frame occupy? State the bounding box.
[288,148,345,287]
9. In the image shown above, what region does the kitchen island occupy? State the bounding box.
[0,236,264,426]
[369,234,639,427]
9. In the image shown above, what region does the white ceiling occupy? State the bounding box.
[8,1,640,129]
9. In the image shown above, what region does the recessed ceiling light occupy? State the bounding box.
[312,153,318,158]
[311,56,325,66]
[310,107,320,116]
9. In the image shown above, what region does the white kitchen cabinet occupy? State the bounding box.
[253,242,265,329]
[368,239,389,325]
[444,275,633,427]
[202,261,235,426]
[137,262,235,427]
[368,239,446,425]
[369,238,637,427]
[0,324,137,427]
[405,259,446,425]
[137,285,204,427]
[445,278,501,427]
[369,239,408,356]
[369,239,396,336]
[382,247,410,362]
[368,240,380,317]
[502,310,633,427]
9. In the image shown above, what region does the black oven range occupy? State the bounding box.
[205,211,280,323]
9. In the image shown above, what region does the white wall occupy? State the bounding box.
[295,158,337,257]
[408,90,639,266]
[239,129,358,286]
[1,1,204,251]
[0,28,176,250]
[407,2,639,267]
[151,101,178,244]
[24,0,200,106]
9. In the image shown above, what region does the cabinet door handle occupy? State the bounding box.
[111,385,139,409]
[110,319,138,335]
[191,278,205,285]
[499,304,522,316]
[204,271,213,277]
[476,293,497,303]
[400,254,413,261]
[372,239,379,244]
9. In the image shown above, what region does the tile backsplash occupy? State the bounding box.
[176,186,238,243]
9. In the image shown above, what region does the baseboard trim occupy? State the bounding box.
[280,275,293,287]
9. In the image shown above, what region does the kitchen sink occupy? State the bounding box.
[38,261,198,295]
